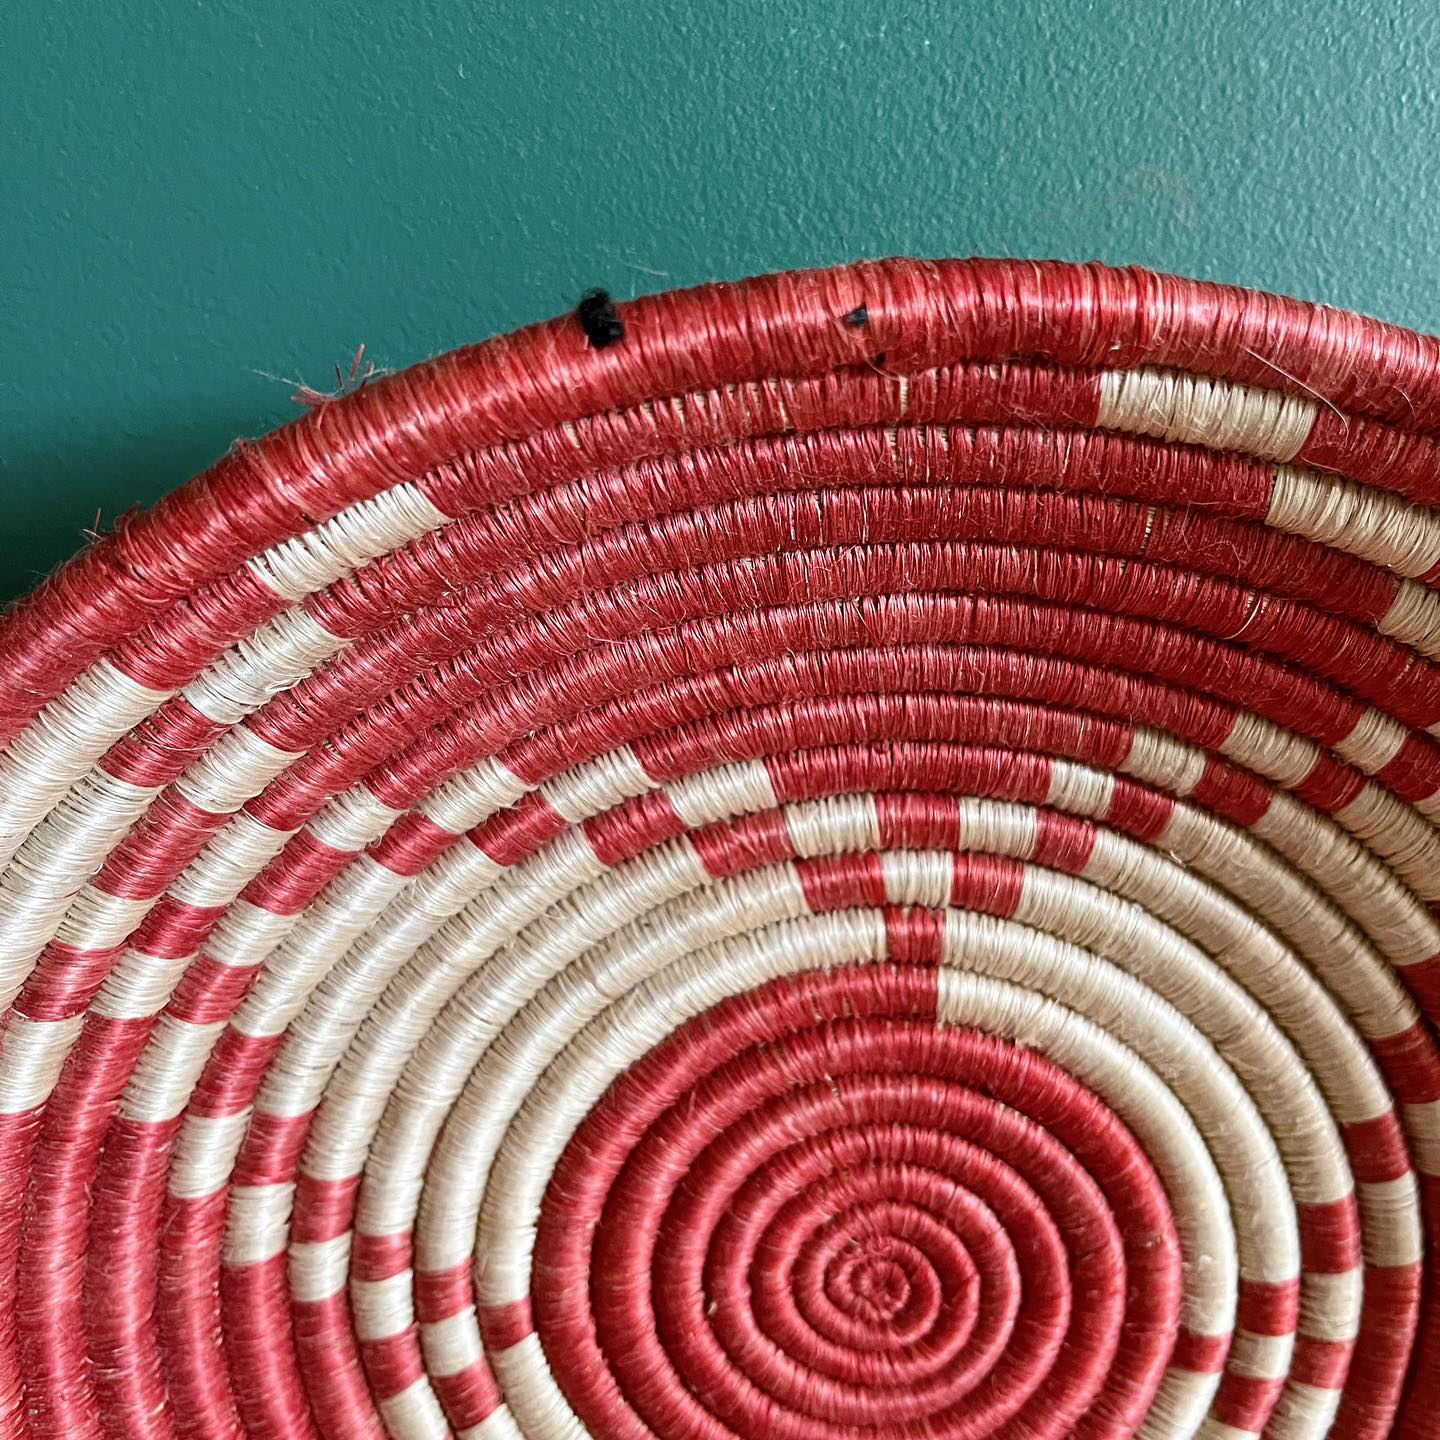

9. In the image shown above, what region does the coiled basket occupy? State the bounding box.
[1,259,1438,1440]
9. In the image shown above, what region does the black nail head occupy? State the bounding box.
[577,288,624,349]
[844,305,869,327]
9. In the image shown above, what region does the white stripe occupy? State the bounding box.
[308,788,405,852]
[352,1269,414,1341]
[959,797,1039,859]
[459,1411,523,1440]
[377,1376,451,1440]
[1193,1420,1258,1440]
[173,728,304,814]
[1136,1366,1223,1440]
[0,661,171,864]
[1332,707,1409,773]
[1224,1328,1294,1380]
[1403,1097,1440,1174]
[539,745,651,821]
[223,1182,295,1265]
[206,900,300,969]
[182,609,341,725]
[55,888,153,952]
[1123,726,1208,795]
[664,758,777,827]
[249,482,449,601]
[1358,1175,1424,1266]
[0,1015,83,1112]
[879,847,951,907]
[289,1234,351,1303]
[1098,367,1315,461]
[420,757,529,834]
[1046,760,1113,817]
[169,813,295,907]
[785,793,877,857]
[1378,577,1440,658]
[1269,465,1440,578]
[420,1310,483,1376]
[169,1110,251,1198]
[1297,1268,1364,1342]
[91,946,192,1019]
[1261,1382,1343,1439]
[121,1017,226,1122]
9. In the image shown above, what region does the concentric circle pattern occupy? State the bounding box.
[0,258,1438,1440]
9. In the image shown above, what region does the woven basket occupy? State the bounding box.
[1,258,1438,1440]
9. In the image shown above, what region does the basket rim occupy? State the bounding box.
[6,255,1440,728]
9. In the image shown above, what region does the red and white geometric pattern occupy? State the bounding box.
[0,259,1437,1439]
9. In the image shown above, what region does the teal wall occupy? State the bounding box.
[5,1,1438,601]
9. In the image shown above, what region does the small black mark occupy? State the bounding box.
[577,288,625,349]
[844,305,869,327]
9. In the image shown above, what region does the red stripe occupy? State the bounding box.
[584,788,686,866]
[369,813,457,876]
[1211,1370,1285,1432]
[244,829,355,913]
[1377,735,1440,804]
[951,853,1024,916]
[1299,1197,1363,1273]
[413,1261,472,1324]
[1333,1261,1425,1437]
[16,942,124,1022]
[101,697,228,787]
[795,852,887,912]
[130,896,225,959]
[478,1298,533,1351]
[884,906,945,966]
[1187,755,1272,827]
[471,792,568,866]
[112,566,290,692]
[1402,953,1440,1019]
[351,1230,412,1283]
[1169,1329,1230,1373]
[690,808,794,877]
[290,1173,361,1245]
[1236,1278,1300,1336]
[1372,1020,1440,1104]
[232,1111,311,1186]
[1105,778,1175,840]
[1032,808,1098,873]
[1290,1335,1353,1390]
[876,791,960,851]
[1296,409,1440,508]
[166,955,258,1025]
[189,1029,283,1116]
[427,1360,501,1430]
[225,1255,325,1437]
[1294,753,1369,813]
[358,1331,424,1399]
[95,791,229,899]
[1342,1110,1412,1184]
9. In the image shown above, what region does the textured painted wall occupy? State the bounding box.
[5,1,1439,600]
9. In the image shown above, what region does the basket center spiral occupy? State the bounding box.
[530,989,1171,1439]
[0,259,1437,1440]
